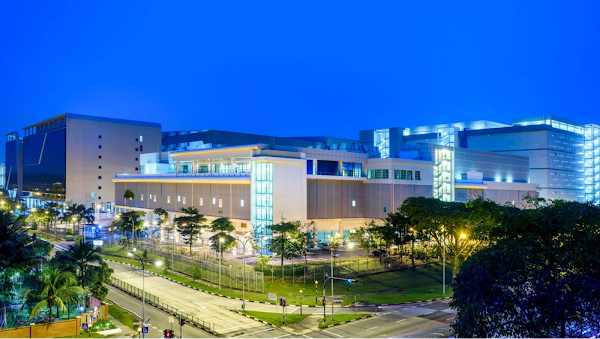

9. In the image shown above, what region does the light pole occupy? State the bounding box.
[219,237,224,293]
[128,251,162,338]
[442,229,445,295]
[322,277,356,322]
[315,280,318,304]
[240,233,253,311]
[330,246,334,320]
[299,289,303,315]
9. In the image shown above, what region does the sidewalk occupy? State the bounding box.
[103,314,136,338]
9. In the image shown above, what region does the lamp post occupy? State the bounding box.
[315,280,318,304]
[128,251,163,338]
[219,237,224,293]
[239,233,253,311]
[299,290,303,315]
[322,277,357,322]
[441,226,445,295]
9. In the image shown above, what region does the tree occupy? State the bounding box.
[209,212,237,261]
[88,261,114,300]
[117,210,147,244]
[174,206,207,255]
[349,223,376,256]
[384,211,415,265]
[59,238,104,288]
[401,197,490,280]
[326,233,344,255]
[162,256,171,275]
[266,220,302,281]
[123,189,135,207]
[451,200,600,338]
[153,208,169,243]
[23,269,84,323]
[192,265,202,281]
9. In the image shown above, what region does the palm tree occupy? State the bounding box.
[23,269,84,323]
[60,239,103,288]
[124,189,135,207]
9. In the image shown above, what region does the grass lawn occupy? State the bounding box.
[107,304,137,330]
[59,332,104,338]
[319,313,372,328]
[239,310,308,327]
[103,253,453,307]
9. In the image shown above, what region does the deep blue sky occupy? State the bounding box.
[2,1,600,161]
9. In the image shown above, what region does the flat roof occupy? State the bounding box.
[22,113,161,130]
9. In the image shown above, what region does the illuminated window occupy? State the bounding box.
[415,171,421,180]
[219,199,223,208]
[141,194,144,201]
[177,196,181,202]
[167,196,171,203]
[140,135,144,142]
[200,197,203,206]
[212,198,216,205]
[241,199,244,207]
[352,200,356,207]
[183,196,186,205]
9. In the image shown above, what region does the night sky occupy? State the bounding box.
[2,1,600,161]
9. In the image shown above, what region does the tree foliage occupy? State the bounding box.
[451,200,600,337]
[174,206,207,255]
[266,220,303,281]
[23,269,85,322]
[209,212,237,260]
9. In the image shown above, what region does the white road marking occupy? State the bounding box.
[396,319,407,323]
[367,326,379,330]
[192,302,206,309]
[274,334,291,338]
[220,323,260,331]
[322,330,344,338]
[302,335,313,338]
[235,328,275,337]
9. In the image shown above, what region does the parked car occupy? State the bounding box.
[320,244,331,251]
[372,249,387,257]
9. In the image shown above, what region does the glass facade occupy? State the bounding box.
[251,162,273,253]
[22,128,66,194]
[374,129,390,158]
[434,148,453,201]
[585,124,600,202]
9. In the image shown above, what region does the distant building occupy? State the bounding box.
[4,113,161,214]
[362,115,599,202]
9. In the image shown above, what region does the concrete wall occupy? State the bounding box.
[65,116,161,210]
[272,159,307,223]
[0,305,108,338]
[117,182,251,220]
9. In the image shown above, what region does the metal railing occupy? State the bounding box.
[110,276,215,333]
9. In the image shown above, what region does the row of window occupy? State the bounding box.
[367,169,422,180]
[139,193,246,207]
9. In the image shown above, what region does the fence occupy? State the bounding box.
[260,254,432,283]
[148,248,265,293]
[110,277,215,333]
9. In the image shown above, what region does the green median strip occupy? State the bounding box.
[239,310,308,327]
[107,303,137,330]
[319,313,372,328]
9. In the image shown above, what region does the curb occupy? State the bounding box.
[231,310,277,327]
[347,297,452,308]
[321,314,376,328]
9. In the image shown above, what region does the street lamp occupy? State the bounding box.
[441,226,445,295]
[239,233,253,311]
[128,251,163,338]
[321,277,357,322]
[315,280,318,304]
[299,289,303,315]
[219,237,224,293]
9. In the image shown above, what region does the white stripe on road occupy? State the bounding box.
[192,302,206,309]
[235,328,274,337]
[396,319,407,323]
[220,323,261,331]
[322,330,344,338]
[274,334,291,338]
[367,326,379,330]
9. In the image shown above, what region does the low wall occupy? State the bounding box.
[0,304,109,338]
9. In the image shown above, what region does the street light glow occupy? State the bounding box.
[219,237,224,243]
[128,251,133,257]
[460,233,467,239]
[156,260,163,267]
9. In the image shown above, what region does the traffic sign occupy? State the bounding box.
[82,323,88,330]
[267,293,277,301]
[142,326,149,333]
[168,316,175,323]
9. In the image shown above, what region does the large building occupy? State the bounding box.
[362,115,598,202]
[4,113,161,214]
[114,139,537,245]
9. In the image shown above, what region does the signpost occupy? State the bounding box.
[142,327,149,334]
[82,323,88,330]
